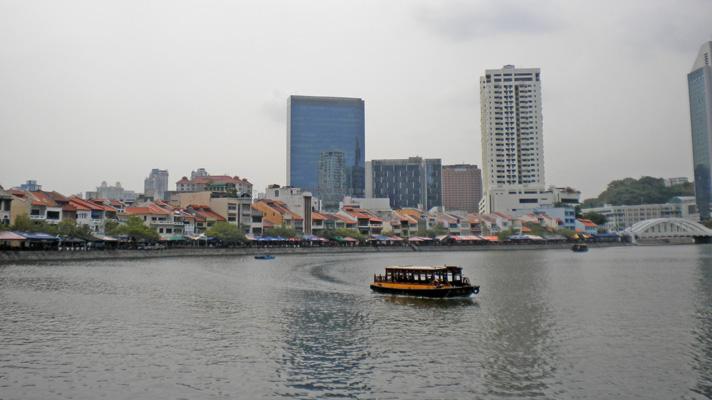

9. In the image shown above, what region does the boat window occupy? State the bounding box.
[447,272,452,282]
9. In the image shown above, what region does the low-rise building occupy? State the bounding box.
[582,197,699,230]
[252,199,304,232]
[338,207,383,235]
[576,218,598,234]
[68,196,118,233]
[0,187,11,226]
[125,203,185,237]
[171,191,253,231]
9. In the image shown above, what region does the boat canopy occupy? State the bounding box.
[385,265,460,272]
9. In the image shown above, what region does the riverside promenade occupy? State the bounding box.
[0,242,628,264]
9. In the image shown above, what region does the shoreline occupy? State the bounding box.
[0,242,631,264]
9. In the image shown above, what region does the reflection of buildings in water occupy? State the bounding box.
[692,246,712,398]
[275,289,373,397]
[478,251,558,397]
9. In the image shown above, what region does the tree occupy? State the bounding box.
[11,214,56,233]
[104,220,120,235]
[586,176,694,207]
[321,228,366,241]
[582,212,607,225]
[112,216,159,242]
[206,221,246,245]
[416,225,448,238]
[263,225,299,238]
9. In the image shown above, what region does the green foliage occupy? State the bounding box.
[263,225,300,238]
[112,216,159,241]
[703,220,712,229]
[206,221,246,244]
[587,176,693,207]
[416,225,448,238]
[582,212,607,225]
[12,214,42,232]
[55,220,96,240]
[557,228,577,239]
[321,228,366,241]
[104,220,120,235]
[497,228,515,241]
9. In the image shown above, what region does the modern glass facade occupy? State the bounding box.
[368,157,442,210]
[688,42,712,220]
[287,96,365,203]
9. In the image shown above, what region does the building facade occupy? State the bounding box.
[688,41,712,220]
[318,151,346,210]
[367,157,442,210]
[581,197,699,230]
[85,181,137,202]
[259,185,319,218]
[442,164,483,213]
[480,65,544,214]
[144,169,169,201]
[287,95,365,201]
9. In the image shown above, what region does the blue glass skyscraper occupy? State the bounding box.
[688,42,712,220]
[287,96,365,207]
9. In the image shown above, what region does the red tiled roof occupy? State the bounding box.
[311,211,327,221]
[125,203,172,216]
[578,218,598,227]
[70,196,116,212]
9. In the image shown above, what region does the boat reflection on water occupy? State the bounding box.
[380,294,478,309]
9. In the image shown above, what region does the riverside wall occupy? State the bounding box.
[0,242,629,264]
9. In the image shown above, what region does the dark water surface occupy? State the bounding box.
[1,246,711,399]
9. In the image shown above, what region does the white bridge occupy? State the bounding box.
[626,218,712,243]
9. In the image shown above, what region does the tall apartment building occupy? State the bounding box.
[442,164,483,213]
[144,169,169,201]
[85,181,137,202]
[688,41,712,220]
[366,157,442,210]
[287,95,365,201]
[318,151,346,210]
[479,65,545,214]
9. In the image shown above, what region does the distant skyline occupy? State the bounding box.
[1,0,711,199]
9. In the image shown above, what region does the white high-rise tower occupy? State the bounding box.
[479,65,545,214]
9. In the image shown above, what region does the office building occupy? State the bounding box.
[287,95,365,201]
[144,169,169,201]
[367,157,442,210]
[442,164,483,213]
[479,65,544,214]
[688,41,712,220]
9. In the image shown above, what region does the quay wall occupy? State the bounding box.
[0,242,628,264]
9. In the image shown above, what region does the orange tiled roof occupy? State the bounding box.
[125,203,172,216]
[311,211,327,221]
[577,218,597,227]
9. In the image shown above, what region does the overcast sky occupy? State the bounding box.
[1,0,711,199]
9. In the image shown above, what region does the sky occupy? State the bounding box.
[1,0,711,199]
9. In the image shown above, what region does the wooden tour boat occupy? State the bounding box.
[571,244,589,253]
[370,265,479,298]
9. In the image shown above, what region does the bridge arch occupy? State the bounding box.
[627,218,712,242]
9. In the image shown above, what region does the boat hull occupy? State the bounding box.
[370,283,479,298]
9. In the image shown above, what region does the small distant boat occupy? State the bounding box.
[254,255,275,260]
[370,265,479,298]
[571,244,589,253]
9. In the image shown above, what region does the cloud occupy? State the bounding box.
[261,90,286,124]
[414,0,563,41]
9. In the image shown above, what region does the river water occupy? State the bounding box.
[1,245,711,399]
